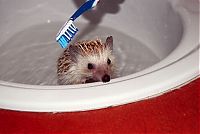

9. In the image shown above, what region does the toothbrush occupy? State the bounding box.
[56,0,100,48]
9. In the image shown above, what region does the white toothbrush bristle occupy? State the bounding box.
[56,21,78,48]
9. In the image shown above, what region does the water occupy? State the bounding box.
[0,22,160,85]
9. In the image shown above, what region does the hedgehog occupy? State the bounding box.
[57,36,117,85]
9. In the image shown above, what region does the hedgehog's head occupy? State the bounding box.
[69,36,115,83]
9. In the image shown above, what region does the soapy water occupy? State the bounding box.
[0,22,160,85]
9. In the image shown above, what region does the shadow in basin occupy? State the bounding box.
[72,0,125,40]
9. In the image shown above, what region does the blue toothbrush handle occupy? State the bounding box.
[70,0,96,21]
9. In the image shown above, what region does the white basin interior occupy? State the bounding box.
[0,0,199,112]
[0,0,183,85]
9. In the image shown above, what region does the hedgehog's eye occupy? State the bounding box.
[107,58,111,65]
[88,63,94,70]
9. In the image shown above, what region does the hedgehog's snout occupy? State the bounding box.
[102,74,110,83]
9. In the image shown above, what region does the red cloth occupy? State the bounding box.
[0,78,199,134]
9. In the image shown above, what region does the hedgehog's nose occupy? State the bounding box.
[102,74,110,82]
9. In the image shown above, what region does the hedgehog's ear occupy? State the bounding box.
[105,36,113,50]
[69,45,80,62]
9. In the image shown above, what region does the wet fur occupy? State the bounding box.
[57,36,117,85]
